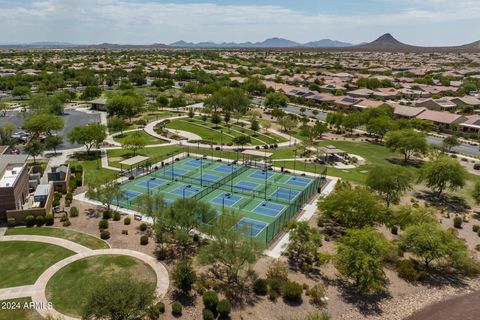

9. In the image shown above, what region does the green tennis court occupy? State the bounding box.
[113,156,326,243]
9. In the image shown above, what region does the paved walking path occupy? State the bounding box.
[0,235,170,320]
[0,227,6,237]
[1,235,92,254]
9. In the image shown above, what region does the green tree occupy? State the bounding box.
[135,193,166,225]
[250,119,260,132]
[384,129,428,163]
[24,113,64,137]
[11,86,31,98]
[472,181,480,204]
[170,96,187,109]
[171,259,197,294]
[335,228,394,294]
[188,108,195,119]
[211,112,222,127]
[24,138,44,163]
[30,95,64,115]
[233,135,251,147]
[0,123,15,146]
[156,94,169,108]
[442,135,460,152]
[107,116,128,134]
[81,86,102,100]
[391,205,437,230]
[82,274,156,320]
[122,132,146,156]
[243,77,267,95]
[419,156,467,197]
[86,176,122,212]
[264,92,288,109]
[286,221,326,271]
[318,188,385,228]
[325,112,345,132]
[278,115,298,133]
[366,165,413,207]
[68,123,107,154]
[106,94,144,121]
[205,87,250,114]
[366,116,398,138]
[312,122,329,140]
[400,223,467,269]
[44,135,63,156]
[199,212,264,287]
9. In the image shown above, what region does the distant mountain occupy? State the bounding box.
[253,38,300,48]
[304,39,352,48]
[170,37,301,48]
[353,33,417,50]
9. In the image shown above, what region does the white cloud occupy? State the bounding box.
[0,0,478,45]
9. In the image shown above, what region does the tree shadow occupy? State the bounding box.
[414,190,470,214]
[335,279,392,317]
[422,267,469,289]
[170,290,197,308]
[387,158,425,168]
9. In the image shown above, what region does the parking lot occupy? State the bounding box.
[0,109,101,150]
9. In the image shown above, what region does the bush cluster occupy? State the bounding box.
[396,259,427,282]
[171,301,182,316]
[140,235,149,245]
[69,206,79,217]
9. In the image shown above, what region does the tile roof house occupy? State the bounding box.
[450,97,480,108]
[459,115,480,133]
[347,88,375,98]
[334,96,362,108]
[393,105,427,118]
[415,98,457,111]
[416,110,466,129]
[354,99,385,109]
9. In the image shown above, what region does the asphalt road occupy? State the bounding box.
[407,291,480,320]
[0,109,101,150]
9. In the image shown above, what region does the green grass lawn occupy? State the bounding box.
[0,298,43,320]
[113,130,166,145]
[46,255,157,317]
[107,145,184,168]
[69,152,117,184]
[0,241,74,288]
[5,227,109,250]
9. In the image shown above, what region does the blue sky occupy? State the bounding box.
[0,0,479,45]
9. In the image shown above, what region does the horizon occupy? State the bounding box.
[0,0,479,46]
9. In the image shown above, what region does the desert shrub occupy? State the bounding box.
[308,284,327,306]
[7,217,15,227]
[98,219,108,230]
[202,291,219,311]
[60,213,68,222]
[124,217,131,225]
[35,215,45,227]
[282,281,303,302]
[113,211,121,221]
[140,223,148,231]
[75,172,82,186]
[45,214,54,226]
[100,230,110,240]
[217,299,231,317]
[396,259,426,282]
[140,235,149,245]
[121,229,128,235]
[474,163,480,170]
[102,210,112,220]
[147,301,165,319]
[69,206,79,217]
[266,260,289,282]
[202,309,214,320]
[25,215,35,227]
[171,301,182,316]
[62,219,71,227]
[193,233,200,242]
[473,225,480,233]
[65,192,73,202]
[253,278,268,295]
[268,277,284,298]
[454,216,463,229]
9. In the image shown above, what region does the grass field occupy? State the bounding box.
[113,130,166,145]
[165,118,286,145]
[0,298,42,320]
[0,241,74,288]
[46,255,157,317]
[5,227,109,250]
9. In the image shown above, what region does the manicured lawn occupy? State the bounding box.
[113,130,166,145]
[0,298,43,320]
[46,255,157,317]
[6,227,109,250]
[0,241,74,288]
[69,152,117,184]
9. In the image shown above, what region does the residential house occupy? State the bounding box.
[416,110,466,130]
[415,98,457,111]
[0,155,29,221]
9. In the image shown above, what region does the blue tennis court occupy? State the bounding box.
[286,176,312,187]
[249,170,274,180]
[252,201,285,217]
[210,193,242,207]
[170,185,201,197]
[271,187,300,201]
[136,178,168,189]
[234,180,259,191]
[213,164,238,174]
[162,167,188,177]
[182,159,204,168]
[234,217,268,237]
[199,173,221,183]
[118,190,141,202]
